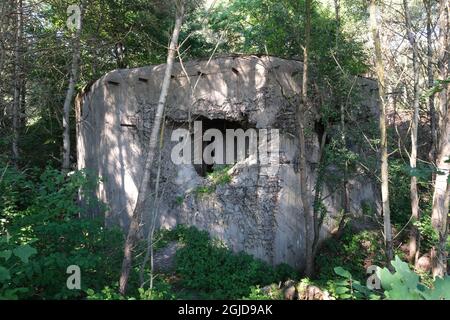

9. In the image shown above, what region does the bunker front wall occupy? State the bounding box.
[77,56,380,269]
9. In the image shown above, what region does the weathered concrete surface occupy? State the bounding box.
[77,55,380,270]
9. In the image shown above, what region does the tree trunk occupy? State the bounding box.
[0,0,11,76]
[437,0,449,150]
[431,0,449,278]
[119,2,184,295]
[431,108,450,278]
[20,76,26,128]
[62,6,83,171]
[139,116,165,290]
[312,130,328,258]
[12,0,22,166]
[298,0,314,277]
[403,0,421,264]
[334,0,350,223]
[425,0,437,166]
[369,0,393,264]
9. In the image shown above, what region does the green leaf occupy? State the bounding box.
[377,266,396,291]
[377,256,424,300]
[0,234,11,244]
[0,250,12,261]
[388,283,421,300]
[335,286,349,294]
[334,280,350,286]
[0,266,11,282]
[391,256,420,286]
[334,266,352,279]
[0,288,28,300]
[353,282,372,295]
[421,277,450,300]
[13,245,37,264]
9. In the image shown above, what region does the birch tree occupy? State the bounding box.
[0,0,12,77]
[297,0,314,277]
[369,0,393,263]
[62,4,83,171]
[424,0,437,165]
[119,1,185,295]
[12,0,23,165]
[431,101,450,278]
[437,0,449,149]
[403,0,421,264]
[431,0,449,278]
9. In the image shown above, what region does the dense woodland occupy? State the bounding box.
[0,0,449,300]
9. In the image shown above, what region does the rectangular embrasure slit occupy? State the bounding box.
[107,80,120,86]
[120,123,136,128]
[138,77,148,83]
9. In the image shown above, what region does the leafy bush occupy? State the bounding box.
[389,160,413,227]
[0,235,37,299]
[0,164,124,299]
[331,266,380,300]
[332,256,450,300]
[166,225,297,299]
[389,159,436,248]
[315,227,385,281]
[86,286,124,300]
[86,277,175,300]
[377,256,450,300]
[242,286,280,300]
[414,214,438,252]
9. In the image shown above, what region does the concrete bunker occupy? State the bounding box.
[76,55,381,269]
